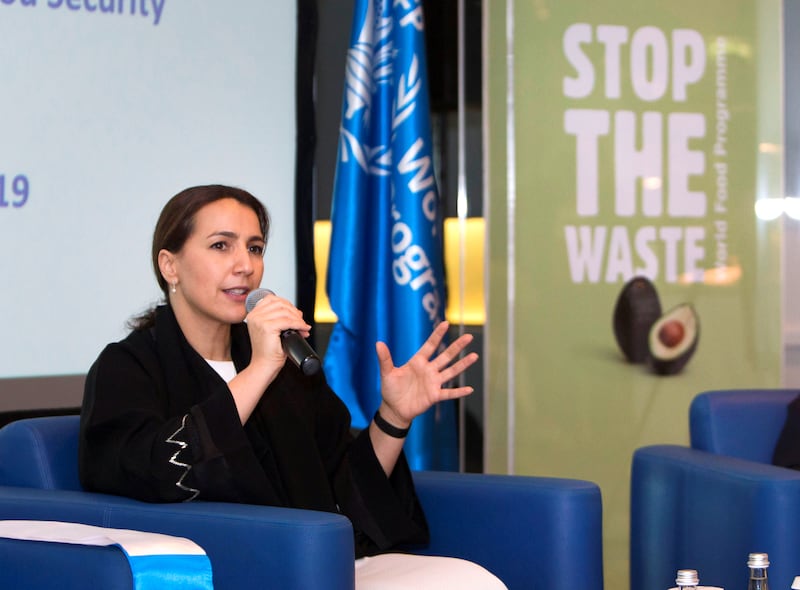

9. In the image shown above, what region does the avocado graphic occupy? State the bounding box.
[646,303,700,375]
[612,276,662,363]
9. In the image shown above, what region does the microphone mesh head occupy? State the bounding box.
[245,288,273,313]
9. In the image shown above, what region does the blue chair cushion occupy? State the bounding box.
[689,389,798,462]
[0,415,82,490]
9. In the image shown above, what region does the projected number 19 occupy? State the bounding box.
[0,174,29,208]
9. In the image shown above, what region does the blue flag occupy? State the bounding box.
[324,0,457,471]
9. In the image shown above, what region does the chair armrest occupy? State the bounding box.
[0,537,134,590]
[412,471,604,590]
[0,485,354,590]
[631,445,800,590]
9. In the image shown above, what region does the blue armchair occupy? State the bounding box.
[630,389,800,590]
[0,415,604,590]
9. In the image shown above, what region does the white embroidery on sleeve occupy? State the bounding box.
[166,414,200,501]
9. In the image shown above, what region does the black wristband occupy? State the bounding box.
[373,410,410,438]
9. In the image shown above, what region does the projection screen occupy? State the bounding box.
[0,1,297,410]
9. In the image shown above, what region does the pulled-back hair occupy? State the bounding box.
[128,184,270,330]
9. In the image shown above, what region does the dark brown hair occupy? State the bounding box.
[129,184,271,330]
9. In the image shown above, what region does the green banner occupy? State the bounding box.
[486,1,783,587]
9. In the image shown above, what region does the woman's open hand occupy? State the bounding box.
[375,321,478,427]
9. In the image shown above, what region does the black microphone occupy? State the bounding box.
[244,288,321,376]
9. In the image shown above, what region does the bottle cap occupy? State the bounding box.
[676,569,699,586]
[748,553,770,568]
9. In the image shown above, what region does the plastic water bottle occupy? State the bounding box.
[747,553,769,590]
[676,569,699,590]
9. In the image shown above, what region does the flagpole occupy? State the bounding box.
[456,0,468,474]
[505,0,517,476]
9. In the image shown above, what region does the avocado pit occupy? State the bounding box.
[647,303,699,375]
[658,320,684,348]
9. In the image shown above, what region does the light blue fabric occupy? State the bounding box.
[126,554,213,590]
[324,0,457,470]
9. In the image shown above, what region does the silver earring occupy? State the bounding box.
[170,282,177,294]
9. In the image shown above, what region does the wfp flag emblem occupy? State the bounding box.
[324,0,457,470]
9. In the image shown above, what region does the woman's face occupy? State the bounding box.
[163,198,266,330]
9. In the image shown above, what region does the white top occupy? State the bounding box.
[205,359,237,383]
